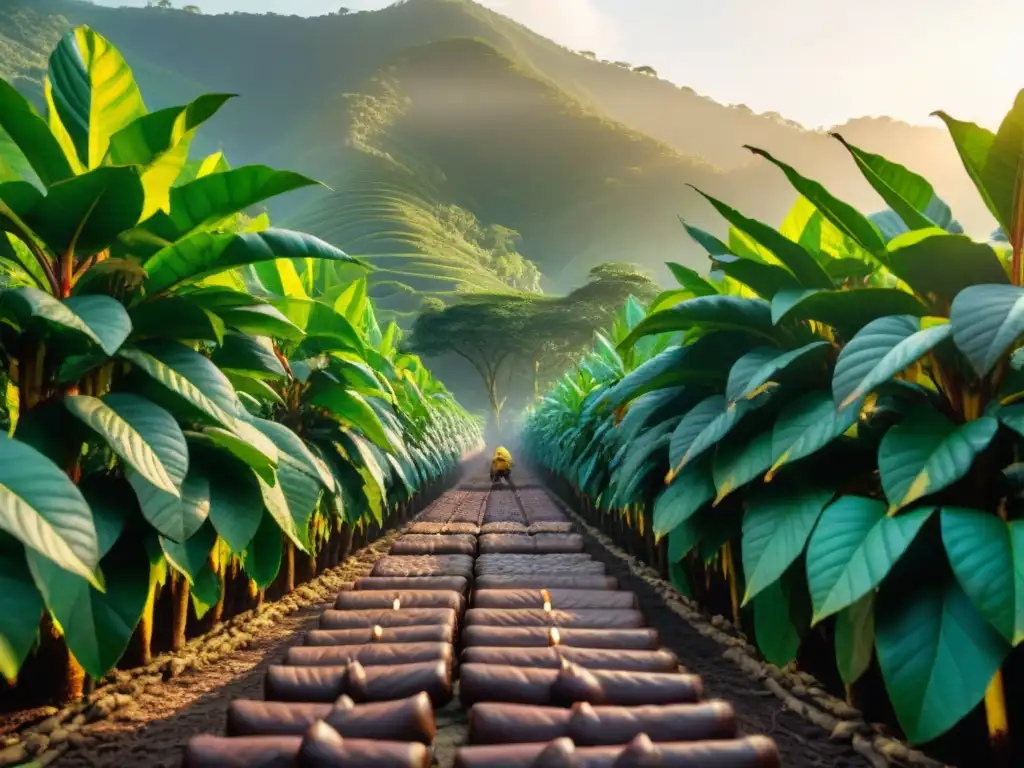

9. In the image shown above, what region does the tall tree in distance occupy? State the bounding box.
[408,263,658,432]
[408,293,531,431]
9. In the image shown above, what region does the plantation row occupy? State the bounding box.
[0,26,482,701]
[523,91,1024,757]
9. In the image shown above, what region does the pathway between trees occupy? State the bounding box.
[52,467,872,767]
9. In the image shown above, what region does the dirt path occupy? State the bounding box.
[47,472,873,768]
[55,606,323,768]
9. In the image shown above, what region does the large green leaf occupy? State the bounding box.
[211,333,286,380]
[619,295,775,349]
[680,220,733,261]
[216,304,304,342]
[205,460,264,553]
[806,497,932,622]
[666,259,719,297]
[257,474,306,552]
[691,186,832,289]
[886,231,1006,307]
[331,357,391,400]
[0,435,99,585]
[710,428,773,502]
[672,388,774,473]
[27,528,149,679]
[742,481,834,604]
[832,134,953,233]
[727,341,830,402]
[26,165,145,256]
[142,229,361,296]
[47,26,147,169]
[934,90,1024,237]
[161,520,216,586]
[129,296,225,344]
[950,284,1024,377]
[248,417,334,492]
[878,409,998,513]
[668,395,725,470]
[0,80,73,186]
[875,570,1009,744]
[941,508,1024,645]
[753,575,802,667]
[66,393,188,494]
[144,166,322,242]
[725,349,778,403]
[770,288,927,334]
[272,297,365,355]
[746,146,887,256]
[311,387,392,451]
[225,371,285,406]
[119,340,242,427]
[191,426,278,485]
[709,254,801,299]
[768,391,858,479]
[106,94,234,221]
[0,540,44,682]
[338,430,387,526]
[832,315,952,410]
[241,511,282,589]
[270,455,321,551]
[602,346,685,408]
[834,593,875,686]
[667,517,702,563]
[129,464,210,542]
[0,130,32,184]
[0,287,131,357]
[653,459,715,539]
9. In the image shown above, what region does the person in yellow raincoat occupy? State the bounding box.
[490,446,513,483]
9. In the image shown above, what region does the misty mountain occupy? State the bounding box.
[3,0,993,321]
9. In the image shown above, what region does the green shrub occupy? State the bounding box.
[525,90,1024,749]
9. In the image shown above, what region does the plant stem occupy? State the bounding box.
[208,563,226,626]
[170,571,190,652]
[724,542,740,626]
[43,615,85,704]
[60,248,74,299]
[283,540,295,593]
[128,580,156,667]
[985,668,1010,765]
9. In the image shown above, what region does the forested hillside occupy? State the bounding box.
[1,0,994,316]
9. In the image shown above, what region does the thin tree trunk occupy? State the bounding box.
[207,564,227,626]
[41,615,86,704]
[125,581,156,667]
[170,571,190,652]
[283,541,295,593]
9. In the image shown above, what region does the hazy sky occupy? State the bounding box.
[95,0,1019,129]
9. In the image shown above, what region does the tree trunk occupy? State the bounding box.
[299,551,317,585]
[124,581,156,667]
[533,359,541,401]
[170,571,190,652]
[337,523,355,566]
[486,376,504,432]
[41,615,86,705]
[247,578,263,610]
[283,541,295,593]
[207,565,227,626]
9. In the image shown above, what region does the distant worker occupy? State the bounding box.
[490,446,513,483]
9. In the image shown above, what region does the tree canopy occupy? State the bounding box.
[407,263,658,431]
